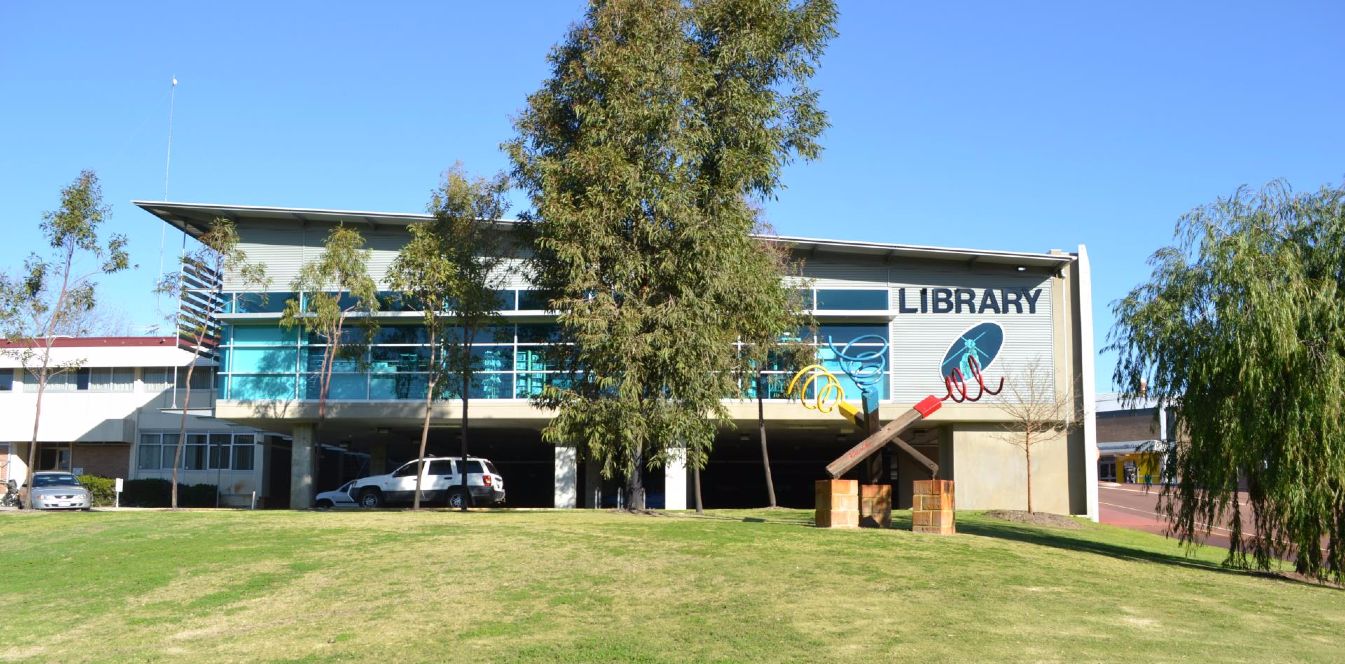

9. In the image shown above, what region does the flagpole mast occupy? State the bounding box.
[155,75,179,331]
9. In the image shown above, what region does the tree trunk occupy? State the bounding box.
[25,246,73,497]
[459,368,471,511]
[626,447,645,511]
[693,466,704,514]
[24,364,48,503]
[1025,440,1033,514]
[757,375,776,508]
[172,362,196,509]
[412,337,436,510]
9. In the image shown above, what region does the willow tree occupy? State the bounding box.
[509,0,838,510]
[386,166,509,511]
[0,171,129,495]
[156,218,269,508]
[281,225,380,422]
[1110,181,1345,581]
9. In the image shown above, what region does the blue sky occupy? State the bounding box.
[2,1,1342,390]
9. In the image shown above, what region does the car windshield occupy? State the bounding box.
[33,474,80,488]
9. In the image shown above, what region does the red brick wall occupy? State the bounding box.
[73,445,130,478]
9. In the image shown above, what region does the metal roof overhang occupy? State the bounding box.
[134,200,1076,268]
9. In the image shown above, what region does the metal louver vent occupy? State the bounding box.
[176,258,223,360]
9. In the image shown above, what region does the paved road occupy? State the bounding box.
[1098,482,1243,550]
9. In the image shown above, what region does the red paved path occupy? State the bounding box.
[1098,483,1243,550]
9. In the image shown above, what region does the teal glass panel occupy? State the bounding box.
[372,326,428,345]
[231,325,294,346]
[230,348,297,374]
[302,373,368,400]
[516,348,556,372]
[370,374,428,400]
[815,289,888,310]
[229,375,297,400]
[817,324,888,345]
[370,347,429,372]
[443,373,514,400]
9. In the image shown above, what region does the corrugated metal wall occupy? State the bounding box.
[797,255,1057,403]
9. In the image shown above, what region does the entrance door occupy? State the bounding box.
[1098,458,1116,482]
[39,446,70,471]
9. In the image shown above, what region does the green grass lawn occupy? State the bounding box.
[2,508,1341,663]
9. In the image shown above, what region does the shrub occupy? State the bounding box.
[120,479,219,507]
[77,475,117,507]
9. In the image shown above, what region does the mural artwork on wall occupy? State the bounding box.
[938,322,1005,403]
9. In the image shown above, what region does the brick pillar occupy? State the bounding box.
[912,479,955,535]
[859,484,891,528]
[815,479,858,528]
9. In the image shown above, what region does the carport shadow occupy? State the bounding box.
[952,517,1328,587]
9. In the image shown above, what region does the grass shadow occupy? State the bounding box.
[953,515,1331,588]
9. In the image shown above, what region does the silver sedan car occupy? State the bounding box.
[28,472,92,510]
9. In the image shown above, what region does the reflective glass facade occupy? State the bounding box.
[219,290,891,403]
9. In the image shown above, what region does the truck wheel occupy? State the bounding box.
[358,489,383,508]
[447,489,468,510]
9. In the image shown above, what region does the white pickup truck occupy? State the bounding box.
[349,456,505,509]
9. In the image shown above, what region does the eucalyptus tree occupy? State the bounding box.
[1110,181,1345,581]
[730,234,814,511]
[0,170,129,496]
[509,0,838,509]
[281,225,381,422]
[156,218,269,508]
[387,166,510,510]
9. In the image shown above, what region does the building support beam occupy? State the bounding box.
[554,445,577,509]
[664,447,687,510]
[1077,244,1100,522]
[290,424,315,510]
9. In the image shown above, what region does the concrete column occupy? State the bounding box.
[554,446,577,509]
[664,447,687,510]
[290,424,315,509]
[1077,244,1100,522]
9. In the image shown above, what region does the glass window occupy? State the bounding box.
[517,324,561,344]
[208,434,231,470]
[137,434,161,470]
[160,434,180,468]
[177,367,214,390]
[30,371,78,392]
[815,289,888,311]
[462,460,485,475]
[143,368,173,390]
[235,292,291,314]
[110,368,135,392]
[427,460,454,476]
[230,348,297,374]
[183,435,207,470]
[372,325,428,345]
[231,435,255,471]
[75,368,91,390]
[517,290,550,311]
[393,462,419,477]
[0,369,14,391]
